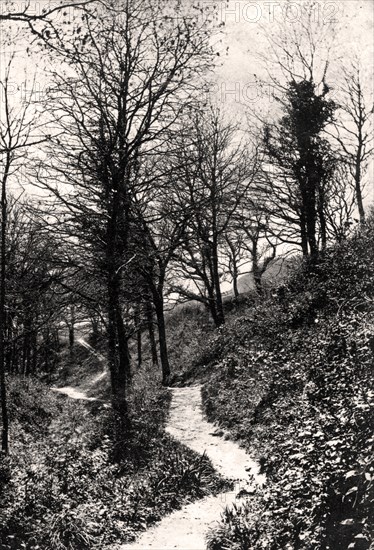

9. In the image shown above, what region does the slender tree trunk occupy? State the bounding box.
[232,274,239,300]
[300,211,309,256]
[0,159,10,454]
[318,183,327,251]
[145,299,158,367]
[137,327,142,369]
[104,165,132,426]
[31,330,38,374]
[107,274,130,419]
[211,242,225,326]
[253,268,263,296]
[106,204,131,422]
[67,305,75,355]
[22,331,28,375]
[153,291,170,385]
[43,329,50,374]
[90,317,99,346]
[24,329,31,376]
[304,167,319,261]
[204,249,220,326]
[134,305,142,369]
[252,241,263,296]
[68,326,74,350]
[355,143,365,224]
[231,253,240,299]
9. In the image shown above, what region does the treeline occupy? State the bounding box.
[0,0,372,451]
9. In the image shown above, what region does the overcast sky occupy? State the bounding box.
[1,0,373,202]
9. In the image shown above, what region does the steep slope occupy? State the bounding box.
[195,218,374,549]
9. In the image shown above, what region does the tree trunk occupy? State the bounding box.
[232,274,239,300]
[318,183,327,251]
[206,284,220,327]
[107,274,130,420]
[145,299,158,367]
[134,306,142,369]
[231,254,240,299]
[253,269,263,296]
[68,305,75,354]
[24,329,31,376]
[90,317,100,346]
[106,222,131,421]
[211,242,225,326]
[153,292,170,385]
[105,172,131,426]
[0,159,9,454]
[355,144,365,224]
[300,211,309,256]
[305,167,319,261]
[252,240,263,296]
[68,325,74,350]
[31,329,38,374]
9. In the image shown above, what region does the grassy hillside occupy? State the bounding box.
[2,217,372,550]
[177,216,374,549]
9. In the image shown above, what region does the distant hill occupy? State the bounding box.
[169,255,300,311]
[229,255,300,296]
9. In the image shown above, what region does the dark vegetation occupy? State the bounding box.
[0,2,372,549]
[185,216,374,550]
[0,350,229,550]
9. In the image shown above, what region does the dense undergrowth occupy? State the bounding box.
[196,219,374,549]
[1,220,373,550]
[0,354,228,549]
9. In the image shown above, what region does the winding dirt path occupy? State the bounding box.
[51,337,107,400]
[121,385,264,550]
[51,344,263,549]
[51,385,98,400]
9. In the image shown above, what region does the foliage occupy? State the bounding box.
[200,217,374,549]
[165,303,215,379]
[0,367,228,550]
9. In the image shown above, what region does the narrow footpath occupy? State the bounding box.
[121,385,265,550]
[51,342,264,549]
[51,337,107,401]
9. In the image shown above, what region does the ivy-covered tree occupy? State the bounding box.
[263,79,337,259]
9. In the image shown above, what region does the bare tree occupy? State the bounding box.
[323,164,356,242]
[220,202,277,298]
[6,200,70,378]
[36,0,215,411]
[258,0,335,95]
[331,58,373,224]
[171,107,259,326]
[220,230,250,299]
[0,1,95,22]
[240,207,277,295]
[130,177,190,384]
[0,58,46,453]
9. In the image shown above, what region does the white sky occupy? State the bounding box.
[1,0,373,203]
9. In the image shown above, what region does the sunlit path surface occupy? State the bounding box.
[51,337,107,401]
[121,385,264,550]
[51,385,97,401]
